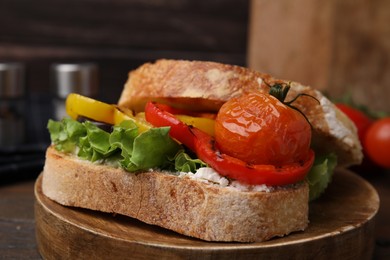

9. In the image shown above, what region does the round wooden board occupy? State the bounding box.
[35,169,379,260]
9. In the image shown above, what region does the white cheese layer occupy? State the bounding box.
[179,167,273,192]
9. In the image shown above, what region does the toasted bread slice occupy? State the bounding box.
[42,146,309,242]
[118,59,362,167]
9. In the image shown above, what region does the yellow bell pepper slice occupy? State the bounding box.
[176,115,215,136]
[66,93,115,124]
[65,93,215,136]
[65,93,151,133]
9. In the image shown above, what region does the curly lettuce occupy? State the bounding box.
[47,118,206,173]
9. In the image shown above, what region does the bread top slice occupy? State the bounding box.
[118,59,362,167]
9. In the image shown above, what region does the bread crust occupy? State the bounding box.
[118,59,362,167]
[42,146,309,242]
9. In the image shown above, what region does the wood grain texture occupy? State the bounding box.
[0,0,248,53]
[0,0,249,103]
[35,169,379,260]
[248,0,390,113]
[0,181,41,259]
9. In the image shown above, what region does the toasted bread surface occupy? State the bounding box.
[118,59,362,167]
[42,146,309,242]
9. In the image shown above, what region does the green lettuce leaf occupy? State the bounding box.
[122,127,181,171]
[47,118,205,173]
[307,153,337,201]
[77,121,118,162]
[172,150,207,173]
[108,120,139,167]
[47,118,86,153]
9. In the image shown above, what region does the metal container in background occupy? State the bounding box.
[0,63,26,146]
[51,63,99,120]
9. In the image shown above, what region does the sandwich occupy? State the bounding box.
[41,59,362,242]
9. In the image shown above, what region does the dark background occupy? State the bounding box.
[0,0,249,144]
[0,0,248,102]
[0,0,249,143]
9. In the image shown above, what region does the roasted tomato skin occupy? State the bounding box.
[145,101,314,186]
[215,92,312,166]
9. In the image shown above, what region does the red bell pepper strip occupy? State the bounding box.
[153,103,216,119]
[145,101,315,186]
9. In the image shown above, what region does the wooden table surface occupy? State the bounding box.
[1,169,390,259]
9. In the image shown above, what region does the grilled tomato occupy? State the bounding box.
[215,91,312,166]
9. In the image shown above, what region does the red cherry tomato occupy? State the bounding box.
[215,92,312,166]
[144,101,314,186]
[336,103,373,144]
[364,118,390,169]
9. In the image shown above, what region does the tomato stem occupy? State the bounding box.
[145,101,315,186]
[266,82,319,128]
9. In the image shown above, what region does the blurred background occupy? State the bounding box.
[0,0,248,146]
[0,1,389,258]
[1,0,389,147]
[249,0,390,112]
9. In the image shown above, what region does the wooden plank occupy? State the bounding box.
[0,0,248,53]
[248,0,390,113]
[0,181,40,259]
[35,170,379,259]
